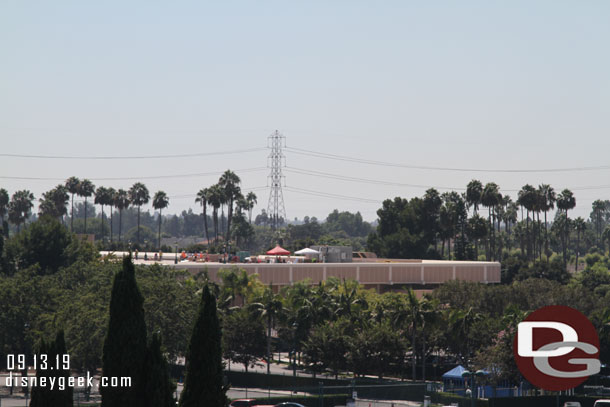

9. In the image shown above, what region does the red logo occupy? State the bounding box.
[513,305,600,391]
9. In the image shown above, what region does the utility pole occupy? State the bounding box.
[267,130,287,230]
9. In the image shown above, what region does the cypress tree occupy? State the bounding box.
[30,339,50,407]
[53,330,73,407]
[101,256,147,407]
[144,332,175,407]
[179,285,227,407]
[30,330,73,407]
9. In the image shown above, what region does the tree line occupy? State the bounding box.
[368,181,610,270]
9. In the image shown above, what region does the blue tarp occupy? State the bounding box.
[442,365,467,379]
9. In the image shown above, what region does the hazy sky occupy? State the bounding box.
[1,1,609,221]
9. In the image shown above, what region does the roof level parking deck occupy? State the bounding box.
[170,260,501,291]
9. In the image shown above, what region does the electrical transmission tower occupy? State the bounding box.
[267,130,287,230]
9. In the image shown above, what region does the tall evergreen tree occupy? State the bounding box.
[179,285,227,407]
[30,330,73,407]
[101,256,147,407]
[144,333,175,407]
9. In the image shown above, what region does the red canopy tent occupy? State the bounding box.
[266,245,291,256]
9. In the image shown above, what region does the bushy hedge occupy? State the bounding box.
[428,391,488,407]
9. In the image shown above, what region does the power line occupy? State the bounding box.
[0,147,267,160]
[0,167,267,182]
[168,186,269,200]
[284,186,380,204]
[285,146,610,173]
[285,166,467,191]
[286,166,610,194]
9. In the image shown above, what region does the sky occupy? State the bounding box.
[1,1,609,222]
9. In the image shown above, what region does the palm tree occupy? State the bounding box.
[249,284,284,375]
[0,188,10,235]
[517,184,537,259]
[539,184,556,261]
[406,289,423,381]
[94,186,110,239]
[152,190,170,250]
[207,184,223,244]
[114,189,130,242]
[219,170,241,241]
[246,192,257,224]
[574,217,586,271]
[481,183,501,260]
[106,187,116,242]
[8,190,35,233]
[129,182,150,244]
[557,189,576,268]
[467,214,488,259]
[77,179,95,234]
[466,179,483,215]
[195,188,210,245]
[65,176,80,232]
[504,200,519,251]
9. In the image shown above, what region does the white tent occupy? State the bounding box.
[295,248,320,255]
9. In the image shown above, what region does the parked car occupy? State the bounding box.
[274,403,306,407]
[230,400,257,407]
[563,402,582,407]
[594,401,610,407]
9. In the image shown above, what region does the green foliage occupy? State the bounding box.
[125,225,156,245]
[325,209,372,237]
[101,256,148,407]
[6,216,72,274]
[222,307,267,372]
[137,265,199,361]
[179,285,227,407]
[367,196,437,259]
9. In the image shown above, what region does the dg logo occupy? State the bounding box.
[513,305,600,391]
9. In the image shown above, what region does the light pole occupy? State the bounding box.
[292,322,298,378]
[461,369,485,407]
[174,242,178,264]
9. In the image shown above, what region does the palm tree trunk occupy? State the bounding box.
[227,198,233,242]
[537,214,541,259]
[412,326,417,381]
[544,210,549,262]
[576,231,581,272]
[158,209,162,250]
[84,198,88,234]
[101,204,105,239]
[110,206,113,242]
[70,193,74,232]
[525,209,532,259]
[422,333,426,382]
[213,208,219,243]
[118,209,123,242]
[137,205,141,244]
[202,204,209,245]
[563,209,568,268]
[267,313,272,375]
